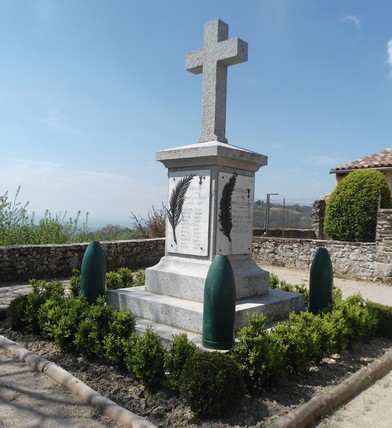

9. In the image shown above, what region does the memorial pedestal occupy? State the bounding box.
[108,142,305,337]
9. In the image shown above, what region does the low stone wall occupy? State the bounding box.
[253,228,316,239]
[2,232,392,284]
[253,237,392,283]
[0,239,165,283]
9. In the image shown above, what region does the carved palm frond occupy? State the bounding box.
[219,174,236,242]
[167,174,195,244]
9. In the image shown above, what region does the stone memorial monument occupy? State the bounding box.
[108,19,304,341]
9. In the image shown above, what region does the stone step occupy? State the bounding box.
[107,286,304,334]
[133,318,204,349]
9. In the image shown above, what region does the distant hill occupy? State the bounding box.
[253,201,313,229]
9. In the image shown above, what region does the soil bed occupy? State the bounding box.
[1,320,391,427]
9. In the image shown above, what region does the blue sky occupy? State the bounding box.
[1,1,392,226]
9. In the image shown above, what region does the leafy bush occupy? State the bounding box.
[38,296,89,350]
[179,351,245,418]
[132,269,145,287]
[105,271,124,290]
[269,312,317,374]
[233,285,379,390]
[165,333,198,392]
[269,272,280,288]
[89,224,131,241]
[328,294,378,351]
[324,169,391,242]
[69,268,81,297]
[6,294,29,330]
[73,297,117,356]
[232,312,285,391]
[0,187,87,245]
[269,311,338,374]
[130,204,166,238]
[106,267,133,290]
[102,310,136,368]
[367,301,392,339]
[23,279,65,333]
[71,267,136,296]
[126,328,165,390]
[269,275,309,306]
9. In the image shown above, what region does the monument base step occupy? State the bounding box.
[107,287,305,334]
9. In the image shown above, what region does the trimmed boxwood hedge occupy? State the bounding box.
[5,275,392,418]
[324,169,391,242]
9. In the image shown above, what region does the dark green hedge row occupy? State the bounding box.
[6,277,392,419]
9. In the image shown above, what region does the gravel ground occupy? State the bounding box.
[1,321,392,427]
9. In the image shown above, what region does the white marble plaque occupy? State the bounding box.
[216,173,254,255]
[166,170,210,256]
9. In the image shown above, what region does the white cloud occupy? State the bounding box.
[303,155,340,166]
[387,39,392,70]
[38,114,91,142]
[341,15,362,32]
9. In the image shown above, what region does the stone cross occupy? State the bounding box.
[186,19,248,144]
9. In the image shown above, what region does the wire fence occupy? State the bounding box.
[254,196,317,234]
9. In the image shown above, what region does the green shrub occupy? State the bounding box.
[269,272,280,288]
[0,187,87,245]
[232,312,285,391]
[337,294,377,349]
[105,267,133,290]
[367,301,392,338]
[102,310,137,368]
[117,267,133,287]
[24,279,65,333]
[126,328,165,390]
[324,169,391,242]
[269,274,309,306]
[179,351,245,418]
[6,295,29,330]
[269,312,318,374]
[164,333,198,392]
[132,269,145,286]
[69,268,81,298]
[73,297,116,356]
[38,296,89,350]
[310,311,338,360]
[105,271,123,290]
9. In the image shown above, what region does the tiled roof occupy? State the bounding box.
[330,148,392,173]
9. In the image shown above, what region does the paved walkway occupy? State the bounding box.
[0,347,118,428]
[262,264,392,306]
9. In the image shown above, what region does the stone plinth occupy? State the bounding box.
[147,141,269,300]
[107,287,304,334]
[108,142,305,335]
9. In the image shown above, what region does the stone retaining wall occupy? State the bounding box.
[3,209,392,283]
[0,239,165,282]
[253,236,392,283]
[253,228,316,239]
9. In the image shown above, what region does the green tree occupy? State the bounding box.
[324,169,391,242]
